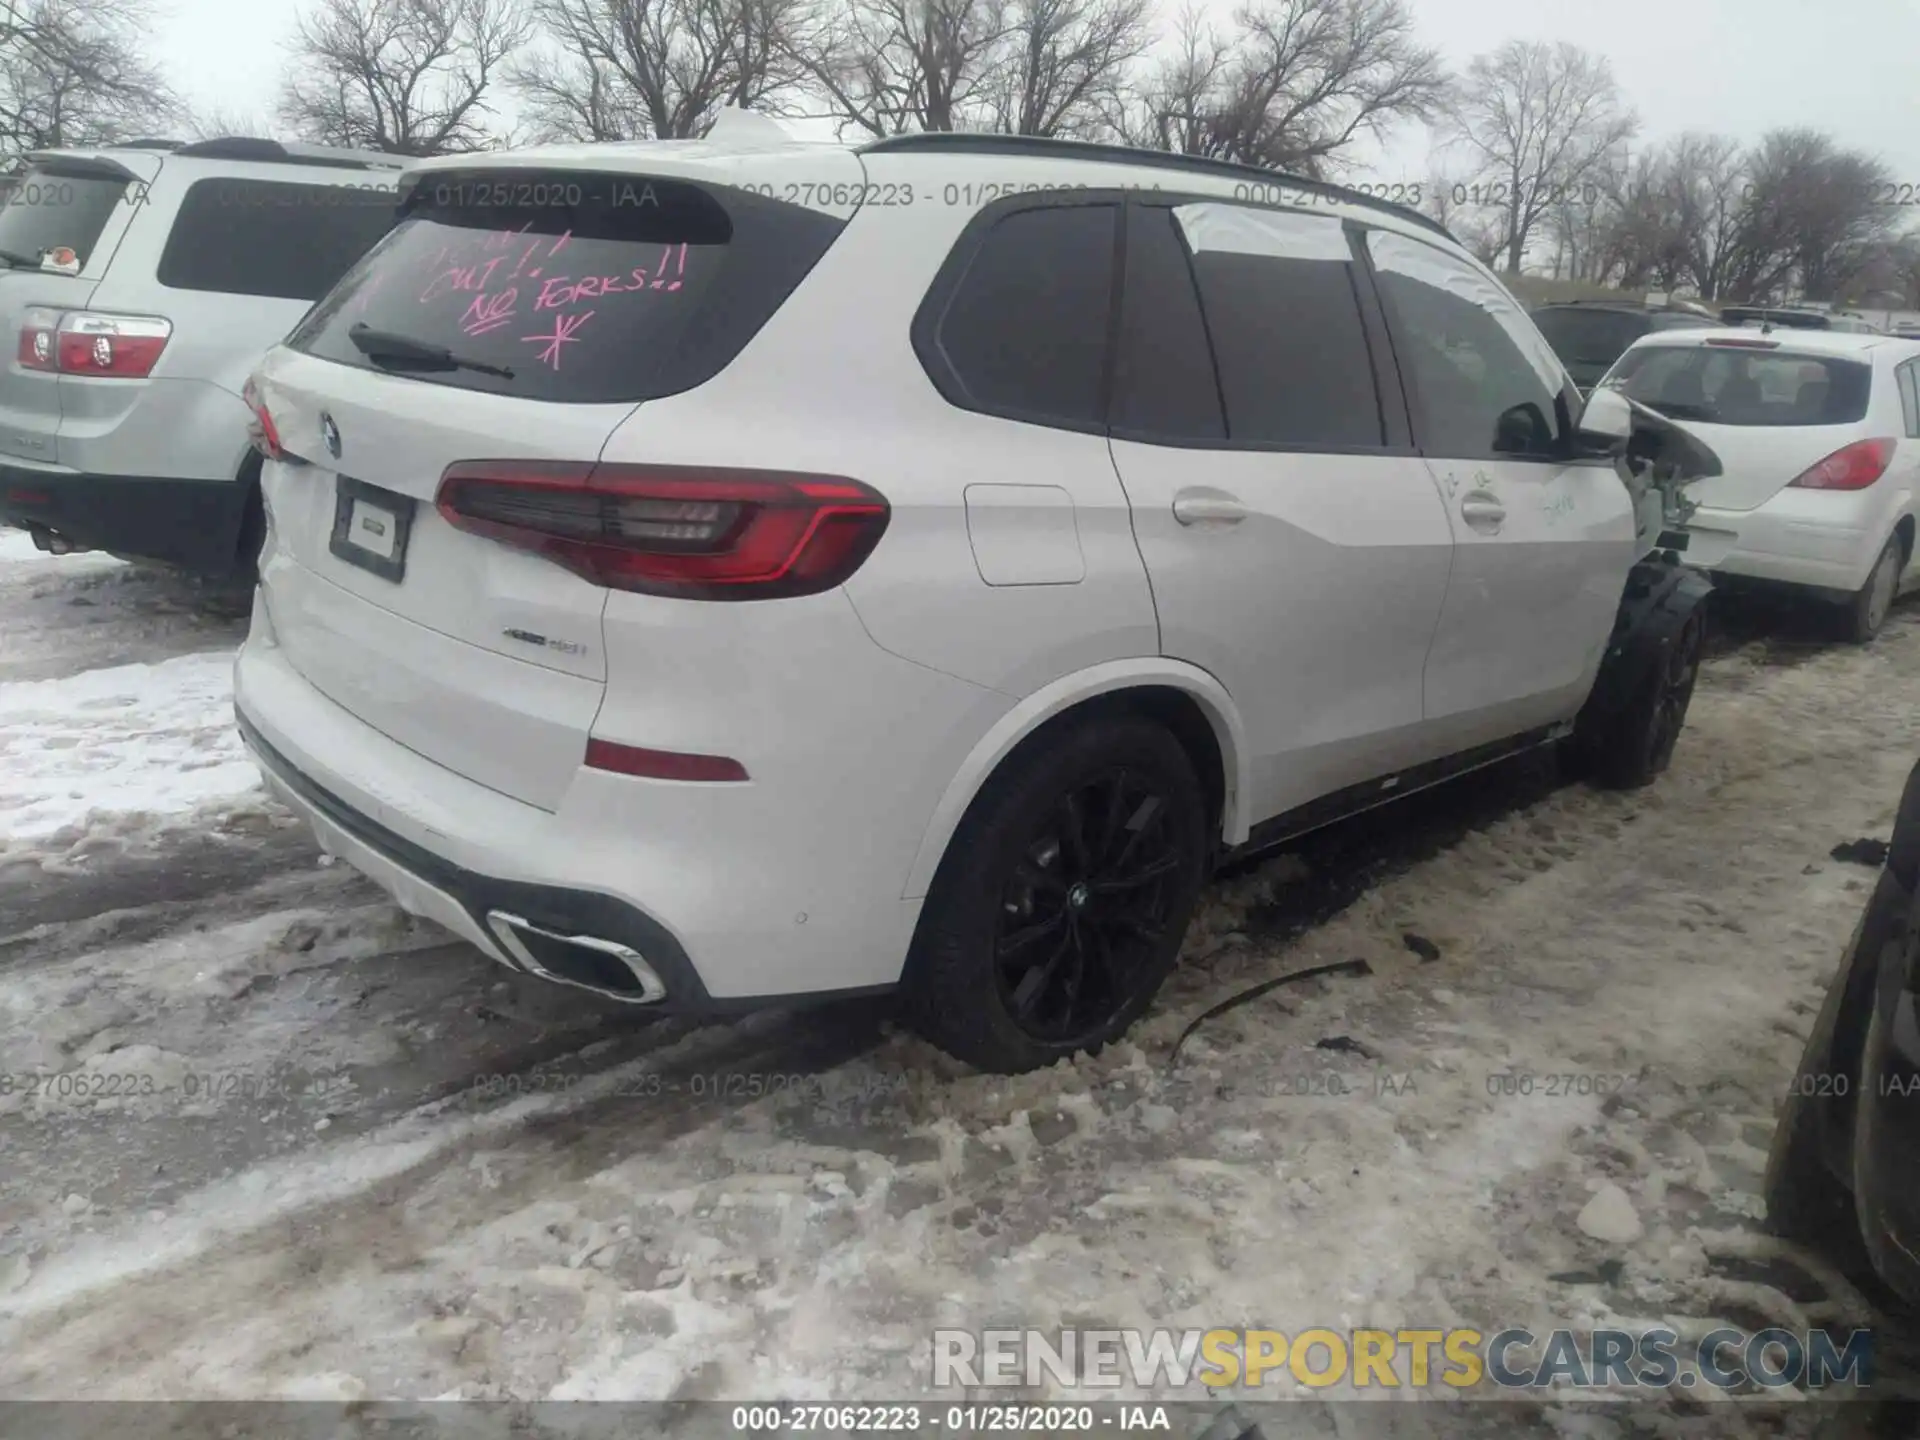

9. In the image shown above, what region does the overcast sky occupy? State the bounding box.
[152,0,1920,186]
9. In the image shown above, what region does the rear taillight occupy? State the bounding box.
[17,307,170,378]
[1787,437,1897,491]
[242,374,282,459]
[435,462,891,600]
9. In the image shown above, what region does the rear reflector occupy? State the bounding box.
[1788,437,1897,491]
[585,738,748,782]
[436,462,889,600]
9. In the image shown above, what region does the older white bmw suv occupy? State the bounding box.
[234,113,1722,1072]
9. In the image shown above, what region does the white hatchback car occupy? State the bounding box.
[233,118,1722,1072]
[1599,327,1920,641]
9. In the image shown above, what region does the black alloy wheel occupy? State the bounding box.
[902,712,1209,1073]
[993,766,1186,1044]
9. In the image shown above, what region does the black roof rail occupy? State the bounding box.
[854,132,1455,242]
[117,138,184,150]
[171,136,405,170]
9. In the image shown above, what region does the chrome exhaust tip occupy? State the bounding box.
[483,911,667,1004]
[27,523,83,555]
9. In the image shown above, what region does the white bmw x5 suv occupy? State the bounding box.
[234,115,1723,1073]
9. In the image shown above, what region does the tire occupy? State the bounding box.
[901,712,1210,1074]
[1841,533,1903,644]
[1578,607,1706,790]
[1765,757,1920,1269]
[1764,957,1864,1247]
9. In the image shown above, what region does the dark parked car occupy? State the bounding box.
[1766,756,1920,1306]
[1530,299,1720,395]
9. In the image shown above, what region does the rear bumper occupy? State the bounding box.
[232,617,933,1009]
[1684,490,1902,596]
[236,707,729,1008]
[0,463,253,575]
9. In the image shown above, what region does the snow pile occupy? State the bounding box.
[0,649,260,842]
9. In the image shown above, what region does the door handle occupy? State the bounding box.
[1172,491,1248,526]
[1459,493,1505,532]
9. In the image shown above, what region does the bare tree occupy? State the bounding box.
[1121,0,1446,176]
[794,0,1013,137]
[1443,40,1636,273]
[511,0,815,142]
[187,107,274,140]
[982,0,1154,138]
[1579,149,1672,289]
[0,0,182,162]
[1732,129,1891,303]
[278,0,529,156]
[1421,168,1502,263]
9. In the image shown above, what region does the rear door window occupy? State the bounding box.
[1172,203,1383,448]
[919,202,1119,431]
[1897,362,1919,437]
[1610,344,1873,426]
[289,174,847,405]
[157,177,398,301]
[0,166,129,269]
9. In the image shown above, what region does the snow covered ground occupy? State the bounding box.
[3,525,1919,1436]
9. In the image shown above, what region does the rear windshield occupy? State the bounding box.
[288,173,845,405]
[0,165,128,269]
[1606,343,1873,426]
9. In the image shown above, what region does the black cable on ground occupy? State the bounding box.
[1168,957,1373,1066]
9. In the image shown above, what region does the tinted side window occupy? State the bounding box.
[1111,206,1224,442]
[1899,363,1920,438]
[929,204,1118,429]
[158,177,397,301]
[1173,204,1382,448]
[1366,230,1566,460]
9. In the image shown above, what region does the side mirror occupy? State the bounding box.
[1575,386,1634,452]
[1492,401,1552,455]
[1623,396,1722,482]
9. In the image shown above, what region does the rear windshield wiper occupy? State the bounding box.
[347,322,514,380]
[0,247,50,269]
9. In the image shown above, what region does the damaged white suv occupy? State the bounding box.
[233,118,1723,1073]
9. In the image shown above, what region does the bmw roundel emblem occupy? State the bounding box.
[321,412,341,459]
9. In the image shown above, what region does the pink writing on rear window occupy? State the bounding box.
[461,290,517,336]
[523,310,592,369]
[419,253,512,304]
